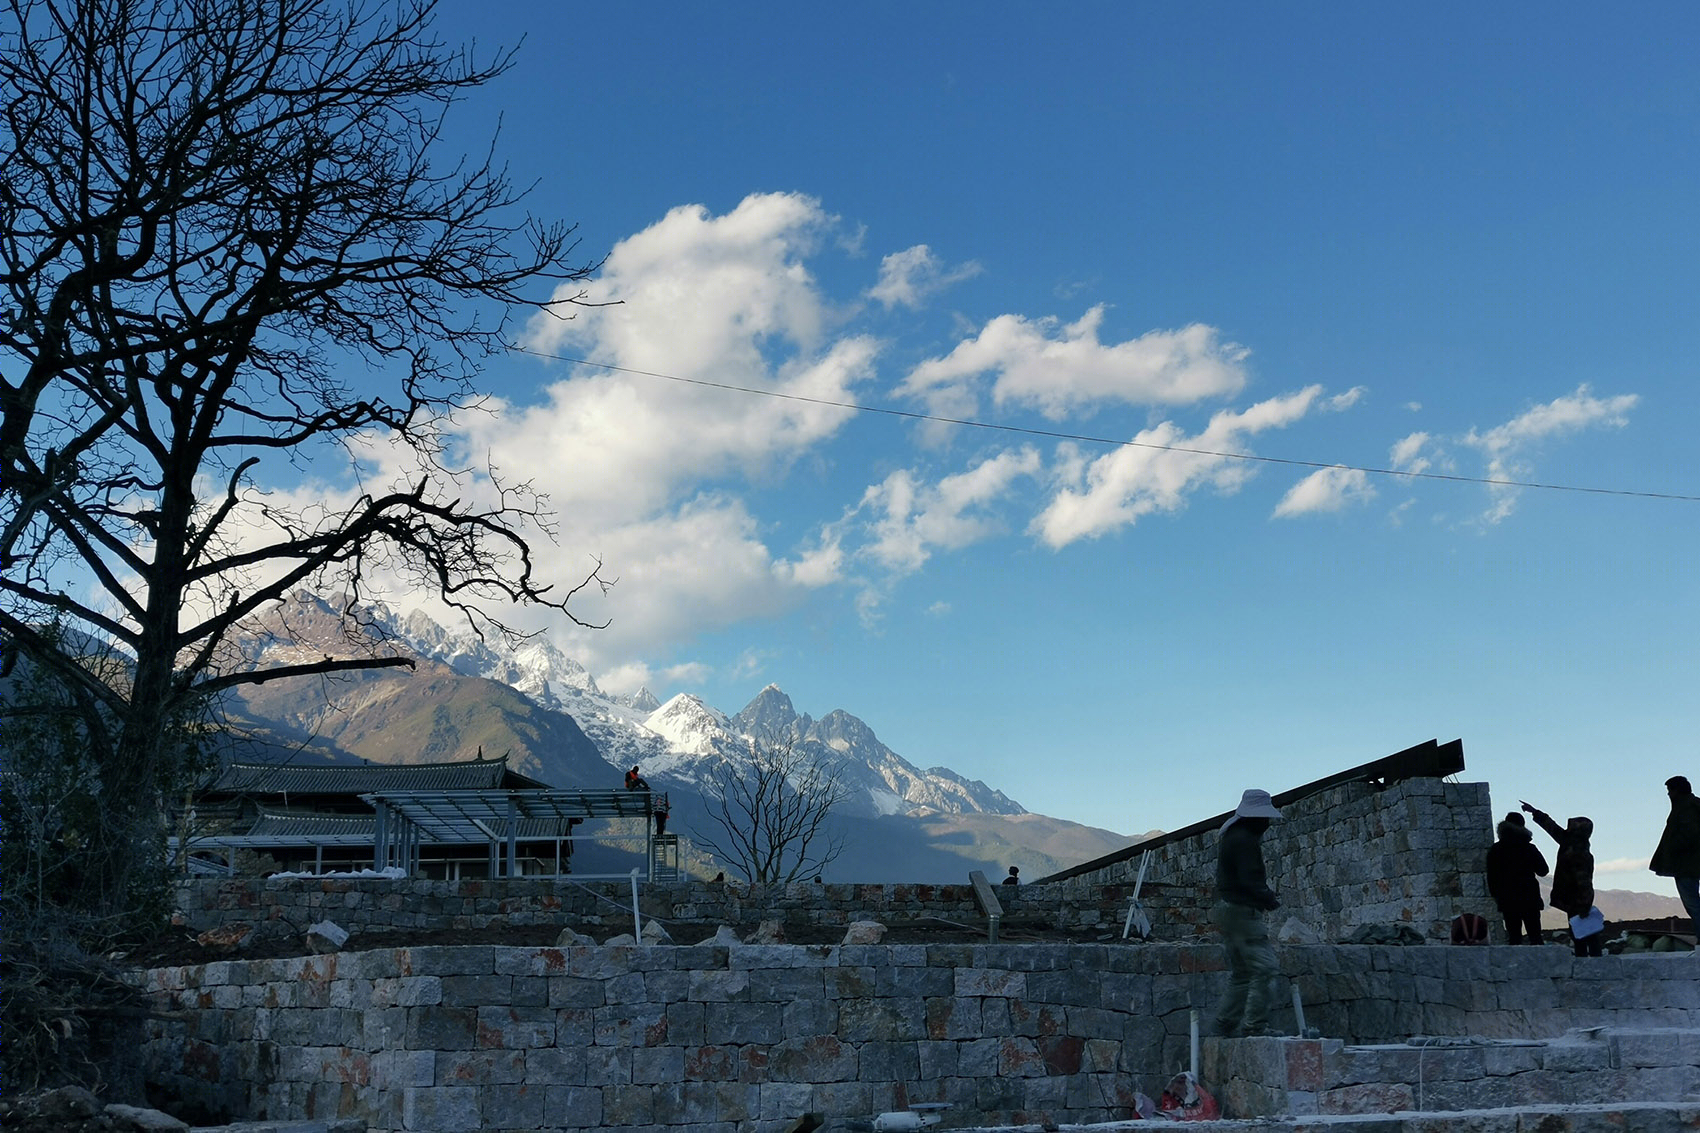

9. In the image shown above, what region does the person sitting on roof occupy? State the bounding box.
[625,765,650,791]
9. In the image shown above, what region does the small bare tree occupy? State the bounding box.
[697,739,851,885]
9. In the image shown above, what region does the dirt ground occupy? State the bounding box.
[119,915,1119,969]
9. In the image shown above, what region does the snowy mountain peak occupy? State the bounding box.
[644,694,733,756]
[625,686,661,713]
[732,684,812,741]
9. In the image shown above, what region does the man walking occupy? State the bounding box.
[1651,775,1700,939]
[1210,788,1283,1037]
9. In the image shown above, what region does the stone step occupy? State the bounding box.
[956,1100,1700,1131]
[1203,1027,1700,1119]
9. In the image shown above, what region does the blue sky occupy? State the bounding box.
[335,3,1695,888]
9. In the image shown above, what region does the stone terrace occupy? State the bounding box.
[133,942,1698,1133]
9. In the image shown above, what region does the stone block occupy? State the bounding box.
[371,1049,434,1089]
[594,1002,669,1047]
[958,1038,1000,1077]
[439,973,512,1007]
[553,1006,594,1047]
[705,1001,783,1045]
[475,1005,555,1049]
[750,966,825,1002]
[783,996,838,1040]
[405,1005,476,1050]
[837,998,925,1042]
[758,1081,815,1120]
[546,975,604,1009]
[401,1085,480,1130]
[631,1045,685,1084]
[997,1037,1046,1077]
[810,1080,874,1116]
[769,1034,857,1082]
[436,1049,526,1086]
[603,971,648,1004]
[477,1077,544,1127]
[555,943,629,979]
[1099,971,1153,1014]
[1318,1079,1415,1115]
[828,966,877,999]
[600,1083,653,1126]
[399,945,496,977]
[683,1044,738,1082]
[1024,970,1096,1007]
[1542,1037,1613,1072]
[924,996,982,1041]
[956,968,1026,998]
[876,964,953,998]
[690,968,751,1002]
[858,1039,918,1083]
[1064,1005,1124,1041]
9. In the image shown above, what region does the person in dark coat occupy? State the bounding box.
[1209,788,1283,1037]
[1521,800,1599,956]
[1485,812,1548,944]
[1650,775,1700,938]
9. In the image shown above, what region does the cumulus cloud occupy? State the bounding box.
[899,307,1248,425]
[868,244,982,310]
[1031,386,1333,547]
[853,448,1043,573]
[1273,466,1376,518]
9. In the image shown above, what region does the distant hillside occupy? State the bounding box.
[1538,884,1687,929]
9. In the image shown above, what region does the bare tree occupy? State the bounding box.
[0,0,604,941]
[697,740,851,885]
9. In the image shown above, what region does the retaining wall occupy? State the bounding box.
[1055,777,1495,942]
[134,942,1698,1133]
[170,877,1148,944]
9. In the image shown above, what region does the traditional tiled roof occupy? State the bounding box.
[244,809,579,841]
[202,755,549,797]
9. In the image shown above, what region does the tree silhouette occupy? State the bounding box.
[697,739,850,885]
[1,0,605,943]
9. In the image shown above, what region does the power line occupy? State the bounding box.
[514,348,1700,504]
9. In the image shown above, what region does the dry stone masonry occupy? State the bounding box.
[133,941,1698,1132]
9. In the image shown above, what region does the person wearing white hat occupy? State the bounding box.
[1209,788,1284,1037]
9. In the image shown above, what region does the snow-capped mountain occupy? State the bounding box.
[337,597,1025,819]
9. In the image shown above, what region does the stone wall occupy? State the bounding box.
[133,941,1698,1133]
[1054,777,1495,942]
[170,876,1150,944]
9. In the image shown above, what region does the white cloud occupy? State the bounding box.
[1465,384,1638,458]
[900,307,1248,424]
[1390,432,1432,476]
[868,244,982,310]
[1273,466,1376,518]
[1031,386,1330,547]
[1463,384,1639,523]
[545,496,836,673]
[856,447,1043,572]
[1326,386,1366,411]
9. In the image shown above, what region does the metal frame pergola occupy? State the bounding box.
[363,788,674,881]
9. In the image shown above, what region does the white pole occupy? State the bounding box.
[1188,1008,1200,1103]
[630,868,642,942]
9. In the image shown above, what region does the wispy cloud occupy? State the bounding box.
[868,244,982,310]
[1462,385,1639,522]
